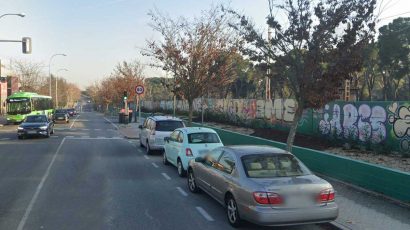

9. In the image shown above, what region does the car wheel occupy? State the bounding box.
[177,159,186,177]
[163,151,169,165]
[226,196,242,228]
[139,137,144,147]
[46,130,50,138]
[50,127,54,134]
[18,135,23,140]
[187,169,200,193]
[146,141,152,155]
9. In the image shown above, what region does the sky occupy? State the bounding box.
[1,0,409,89]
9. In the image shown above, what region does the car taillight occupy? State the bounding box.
[318,188,335,203]
[253,192,282,205]
[186,148,193,157]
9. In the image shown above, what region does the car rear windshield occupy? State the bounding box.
[55,109,66,113]
[188,132,220,144]
[25,116,47,123]
[241,154,311,178]
[155,120,184,131]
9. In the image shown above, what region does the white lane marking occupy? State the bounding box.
[17,138,66,230]
[103,117,119,130]
[65,137,124,140]
[161,173,171,180]
[51,136,59,138]
[82,129,90,131]
[66,136,74,138]
[144,155,150,160]
[94,129,101,131]
[151,162,159,168]
[97,136,106,139]
[81,136,90,138]
[0,138,11,140]
[195,207,214,222]
[176,187,188,197]
[69,115,80,129]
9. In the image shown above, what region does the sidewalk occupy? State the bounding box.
[105,115,142,139]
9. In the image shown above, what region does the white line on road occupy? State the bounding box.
[81,136,90,138]
[94,129,101,131]
[66,136,74,138]
[82,129,90,131]
[195,207,214,222]
[0,138,11,140]
[65,137,124,140]
[103,117,119,130]
[51,136,59,138]
[144,155,150,160]
[151,162,159,168]
[176,187,188,197]
[17,138,66,230]
[161,173,171,180]
[69,115,80,129]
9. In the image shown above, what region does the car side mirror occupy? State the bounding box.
[195,157,205,163]
[164,137,170,143]
[138,125,143,129]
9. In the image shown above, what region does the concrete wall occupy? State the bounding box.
[142,99,410,154]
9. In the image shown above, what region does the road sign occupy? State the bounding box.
[135,85,144,95]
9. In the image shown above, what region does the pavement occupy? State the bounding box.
[0,115,6,126]
[0,112,408,230]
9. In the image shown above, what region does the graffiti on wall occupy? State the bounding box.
[388,102,410,152]
[319,103,387,144]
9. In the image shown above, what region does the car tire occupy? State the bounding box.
[146,141,152,155]
[50,127,54,134]
[46,130,50,138]
[226,196,242,228]
[177,159,186,177]
[187,169,200,193]
[18,135,23,140]
[163,151,169,165]
[139,137,144,147]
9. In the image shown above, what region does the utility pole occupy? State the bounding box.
[266,27,272,101]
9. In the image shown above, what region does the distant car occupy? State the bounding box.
[67,108,75,116]
[53,109,69,123]
[139,116,185,154]
[187,145,338,227]
[17,115,54,139]
[163,127,223,177]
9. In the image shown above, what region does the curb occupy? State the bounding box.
[329,221,352,230]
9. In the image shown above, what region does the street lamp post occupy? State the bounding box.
[55,68,68,108]
[0,13,25,19]
[48,53,66,97]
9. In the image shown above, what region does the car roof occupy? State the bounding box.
[26,114,47,118]
[177,127,218,134]
[222,145,289,157]
[148,115,183,122]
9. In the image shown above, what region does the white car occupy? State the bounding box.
[163,127,224,177]
[139,116,185,154]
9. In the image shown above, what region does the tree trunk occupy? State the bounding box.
[286,101,304,152]
[188,100,193,127]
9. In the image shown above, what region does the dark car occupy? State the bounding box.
[17,115,54,139]
[67,108,76,117]
[53,109,70,123]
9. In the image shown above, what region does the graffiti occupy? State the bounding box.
[319,103,386,144]
[388,102,410,152]
[144,99,409,154]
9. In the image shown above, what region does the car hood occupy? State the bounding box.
[20,122,48,128]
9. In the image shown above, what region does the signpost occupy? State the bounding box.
[135,85,144,123]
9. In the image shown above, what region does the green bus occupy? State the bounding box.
[6,92,53,124]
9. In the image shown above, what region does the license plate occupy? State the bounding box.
[58,117,64,120]
[27,130,37,134]
[285,196,314,208]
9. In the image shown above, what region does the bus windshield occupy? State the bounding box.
[6,98,32,115]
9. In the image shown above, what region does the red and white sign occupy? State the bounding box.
[135,85,144,95]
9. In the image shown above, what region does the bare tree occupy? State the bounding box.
[11,60,45,92]
[227,0,376,151]
[144,6,238,125]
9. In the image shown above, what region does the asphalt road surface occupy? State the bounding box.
[0,112,336,230]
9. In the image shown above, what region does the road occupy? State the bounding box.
[0,112,336,230]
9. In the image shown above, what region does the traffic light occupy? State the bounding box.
[123,91,128,100]
[22,37,32,54]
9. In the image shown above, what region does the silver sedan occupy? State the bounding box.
[187,145,338,227]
